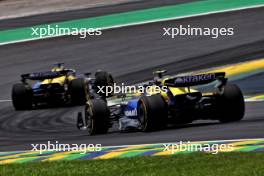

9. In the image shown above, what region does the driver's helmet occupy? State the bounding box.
[52,64,65,72]
[154,76,162,85]
[153,70,167,85]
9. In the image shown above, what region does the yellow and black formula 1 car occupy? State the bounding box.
[77,70,245,135]
[12,63,114,110]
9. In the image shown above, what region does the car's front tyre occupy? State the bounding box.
[85,99,110,135]
[94,71,115,98]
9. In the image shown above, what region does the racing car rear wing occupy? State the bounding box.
[21,71,63,81]
[164,72,227,87]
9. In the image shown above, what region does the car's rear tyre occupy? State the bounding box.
[94,71,115,98]
[138,95,168,132]
[216,84,245,123]
[85,99,110,135]
[69,78,87,105]
[12,83,32,110]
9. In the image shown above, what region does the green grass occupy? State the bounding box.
[1,153,264,176]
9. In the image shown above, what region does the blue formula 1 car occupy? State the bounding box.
[77,70,245,135]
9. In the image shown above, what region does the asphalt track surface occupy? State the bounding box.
[0,0,199,30]
[0,4,264,151]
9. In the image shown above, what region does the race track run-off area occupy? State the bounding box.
[0,0,264,163]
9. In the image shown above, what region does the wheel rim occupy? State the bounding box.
[138,104,147,130]
[86,108,93,134]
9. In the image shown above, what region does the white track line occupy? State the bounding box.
[0,0,142,21]
[1,4,264,46]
